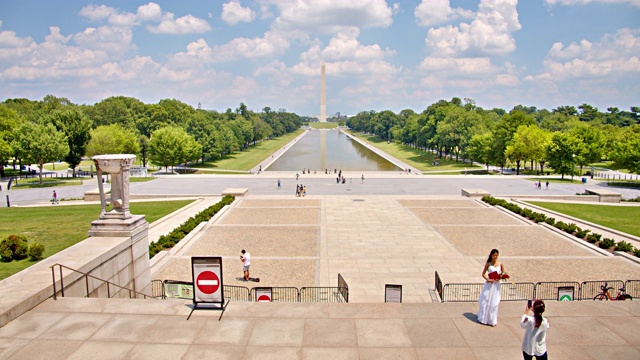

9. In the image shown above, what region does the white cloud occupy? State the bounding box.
[147,13,211,34]
[73,26,134,57]
[545,0,640,6]
[269,0,394,34]
[79,4,137,27]
[213,30,290,61]
[425,0,521,57]
[137,3,162,22]
[414,0,474,27]
[528,28,640,80]
[221,1,256,25]
[0,30,36,61]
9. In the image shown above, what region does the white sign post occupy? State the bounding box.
[188,257,227,320]
[255,287,273,302]
[385,284,402,303]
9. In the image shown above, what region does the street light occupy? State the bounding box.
[571,153,576,182]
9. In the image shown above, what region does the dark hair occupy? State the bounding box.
[241,249,246,254]
[533,299,545,327]
[486,249,499,264]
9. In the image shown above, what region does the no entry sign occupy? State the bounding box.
[255,287,272,302]
[191,257,224,304]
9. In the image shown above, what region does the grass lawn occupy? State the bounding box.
[307,122,340,129]
[0,199,194,280]
[528,201,640,238]
[346,131,481,172]
[10,178,84,188]
[197,129,304,171]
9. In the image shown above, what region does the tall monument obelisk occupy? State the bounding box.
[320,62,327,122]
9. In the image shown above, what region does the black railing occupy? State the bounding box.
[626,280,640,298]
[581,280,625,300]
[434,271,443,300]
[534,281,581,300]
[151,280,164,298]
[225,285,251,302]
[267,287,300,302]
[440,279,639,302]
[442,283,483,302]
[51,263,158,300]
[338,273,349,303]
[300,287,346,303]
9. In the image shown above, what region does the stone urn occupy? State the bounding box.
[92,154,136,220]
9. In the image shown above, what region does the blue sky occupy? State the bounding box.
[0,0,638,116]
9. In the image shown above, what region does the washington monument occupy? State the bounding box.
[319,62,327,122]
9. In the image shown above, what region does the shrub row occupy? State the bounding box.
[149,195,235,258]
[481,196,640,258]
[0,234,45,262]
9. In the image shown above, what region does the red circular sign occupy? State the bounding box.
[258,294,271,302]
[196,271,220,294]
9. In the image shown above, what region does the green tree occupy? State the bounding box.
[569,123,605,175]
[50,109,92,176]
[546,132,580,179]
[610,125,640,173]
[0,104,21,177]
[149,126,201,173]
[86,124,140,157]
[490,111,536,171]
[12,122,69,184]
[466,133,493,171]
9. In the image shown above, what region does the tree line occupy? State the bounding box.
[0,96,302,181]
[346,98,640,177]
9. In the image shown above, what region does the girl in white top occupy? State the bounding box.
[521,299,549,360]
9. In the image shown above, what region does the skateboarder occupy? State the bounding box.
[240,249,251,281]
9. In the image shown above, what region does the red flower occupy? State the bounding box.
[500,273,510,280]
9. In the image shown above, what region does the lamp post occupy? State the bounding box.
[571,153,576,182]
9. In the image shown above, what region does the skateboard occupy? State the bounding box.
[236,277,260,282]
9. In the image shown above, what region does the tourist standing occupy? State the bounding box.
[361,174,365,183]
[477,249,505,326]
[240,249,251,281]
[521,300,549,360]
[277,179,281,189]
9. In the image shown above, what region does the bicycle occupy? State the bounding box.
[593,282,632,301]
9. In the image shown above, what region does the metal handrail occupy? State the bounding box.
[50,263,158,300]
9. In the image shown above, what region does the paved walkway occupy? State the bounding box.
[1,297,638,359]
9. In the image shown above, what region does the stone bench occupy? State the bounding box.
[461,188,491,198]
[222,188,249,197]
[584,188,622,203]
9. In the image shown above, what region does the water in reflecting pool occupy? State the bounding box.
[267,129,400,171]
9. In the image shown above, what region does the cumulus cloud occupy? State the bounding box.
[269,0,394,34]
[73,26,134,57]
[545,0,640,6]
[221,1,256,25]
[137,2,162,22]
[425,0,521,57]
[414,0,474,27]
[526,27,640,81]
[147,13,211,34]
[212,30,290,61]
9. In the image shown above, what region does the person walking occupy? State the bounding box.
[52,190,58,205]
[361,174,365,183]
[277,179,281,189]
[477,249,505,326]
[545,181,549,190]
[240,249,251,281]
[521,299,549,360]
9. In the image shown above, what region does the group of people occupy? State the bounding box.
[534,180,549,190]
[295,184,306,197]
[478,249,549,360]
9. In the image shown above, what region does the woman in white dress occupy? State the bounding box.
[477,248,505,326]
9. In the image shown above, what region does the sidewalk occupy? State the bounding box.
[147,196,222,244]
[1,297,638,359]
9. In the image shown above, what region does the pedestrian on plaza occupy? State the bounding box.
[538,181,541,190]
[240,249,251,281]
[277,179,281,189]
[303,185,307,196]
[545,181,549,190]
[296,173,299,180]
[477,249,505,326]
[361,174,365,183]
[295,184,300,197]
[520,299,549,360]
[52,190,58,205]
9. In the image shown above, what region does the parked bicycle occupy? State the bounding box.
[593,282,632,301]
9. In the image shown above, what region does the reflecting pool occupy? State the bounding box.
[267,129,400,171]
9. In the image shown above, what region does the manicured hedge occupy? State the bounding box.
[149,195,235,258]
[481,196,639,258]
